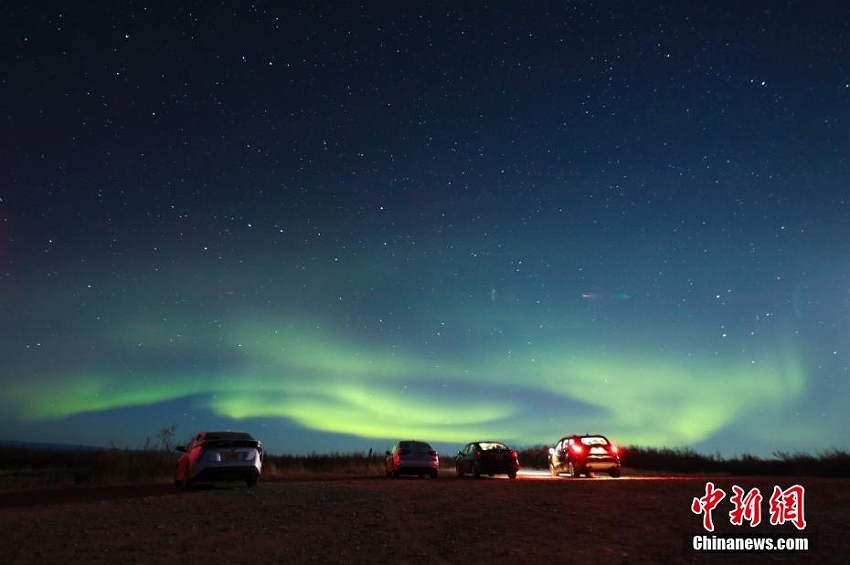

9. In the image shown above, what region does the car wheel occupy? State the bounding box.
[246,475,258,488]
[508,472,517,479]
[183,475,194,491]
[430,470,438,479]
[472,462,481,478]
[609,467,621,478]
[548,462,559,477]
[455,464,463,477]
[567,461,577,478]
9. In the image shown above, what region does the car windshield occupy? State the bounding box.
[579,436,609,446]
[480,442,508,450]
[400,441,431,450]
[203,431,259,448]
[206,431,256,441]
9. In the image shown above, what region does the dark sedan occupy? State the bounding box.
[455,441,519,479]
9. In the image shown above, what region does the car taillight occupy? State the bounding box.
[429,450,438,458]
[570,443,584,455]
[609,445,619,454]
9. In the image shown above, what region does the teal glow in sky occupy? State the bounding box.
[1,305,811,449]
[1,2,848,456]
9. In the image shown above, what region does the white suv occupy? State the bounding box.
[175,431,263,489]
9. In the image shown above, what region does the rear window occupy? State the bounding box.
[400,441,432,450]
[206,431,254,440]
[480,442,508,450]
[579,436,609,446]
[202,431,259,448]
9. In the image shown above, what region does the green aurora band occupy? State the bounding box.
[4,318,806,449]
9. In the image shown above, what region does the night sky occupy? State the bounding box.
[2,2,848,457]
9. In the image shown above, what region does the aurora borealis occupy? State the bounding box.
[1,2,848,457]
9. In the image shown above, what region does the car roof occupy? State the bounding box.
[200,431,256,441]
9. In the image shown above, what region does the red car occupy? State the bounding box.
[455,441,520,479]
[548,434,621,478]
[385,440,439,478]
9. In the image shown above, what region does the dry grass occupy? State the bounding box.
[1,442,848,491]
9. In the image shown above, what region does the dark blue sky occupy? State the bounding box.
[2,1,848,457]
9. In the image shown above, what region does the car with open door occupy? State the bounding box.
[548,434,621,478]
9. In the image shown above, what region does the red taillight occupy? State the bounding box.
[570,443,584,454]
[610,445,619,454]
[474,451,482,459]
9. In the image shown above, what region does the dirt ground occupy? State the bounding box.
[1,472,847,564]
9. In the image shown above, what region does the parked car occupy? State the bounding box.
[548,434,621,478]
[455,441,520,479]
[174,431,263,489]
[385,440,439,478]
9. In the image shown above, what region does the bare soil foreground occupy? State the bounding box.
[1,473,847,564]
